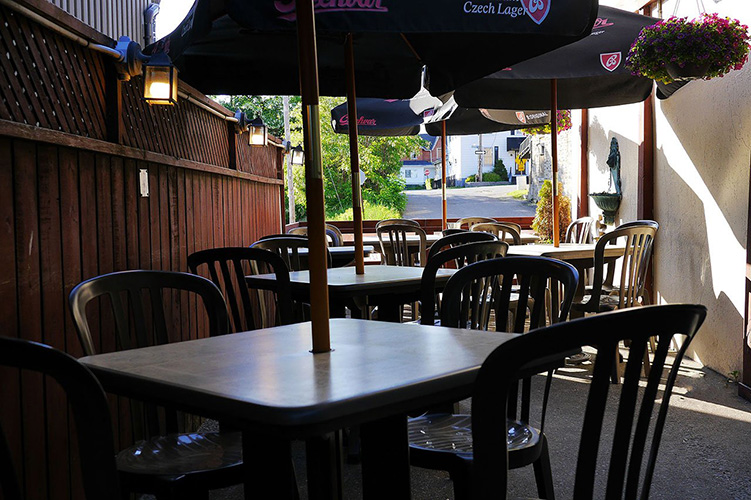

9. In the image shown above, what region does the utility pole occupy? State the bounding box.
[477,133,484,182]
[284,96,295,223]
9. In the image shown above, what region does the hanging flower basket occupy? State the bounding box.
[626,13,750,84]
[522,109,571,136]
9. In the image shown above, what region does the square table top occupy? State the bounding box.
[79,318,516,437]
[506,242,624,260]
[247,265,454,295]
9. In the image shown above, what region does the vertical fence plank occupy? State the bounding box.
[37,144,71,500]
[14,140,47,500]
[0,136,22,498]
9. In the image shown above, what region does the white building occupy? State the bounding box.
[445,130,526,185]
[400,160,435,187]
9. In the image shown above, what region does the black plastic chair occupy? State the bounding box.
[576,220,659,313]
[442,227,469,237]
[409,256,579,500]
[187,247,294,332]
[454,216,497,230]
[376,223,428,267]
[251,236,332,271]
[427,231,498,263]
[573,220,659,382]
[374,217,421,229]
[565,216,594,244]
[288,224,345,247]
[68,270,245,499]
[257,233,308,241]
[470,222,522,245]
[471,304,707,499]
[0,337,120,500]
[420,237,508,326]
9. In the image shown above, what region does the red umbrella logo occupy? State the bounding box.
[600,52,622,72]
[521,0,551,25]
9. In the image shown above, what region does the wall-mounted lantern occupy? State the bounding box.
[290,144,304,165]
[115,36,178,106]
[248,116,267,147]
[143,52,178,105]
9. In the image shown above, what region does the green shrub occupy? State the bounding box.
[493,159,509,181]
[328,200,402,221]
[482,172,502,182]
[465,174,476,183]
[532,180,571,242]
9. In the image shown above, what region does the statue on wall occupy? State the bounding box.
[590,136,622,225]
[606,137,622,195]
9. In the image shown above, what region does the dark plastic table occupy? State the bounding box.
[80,319,518,499]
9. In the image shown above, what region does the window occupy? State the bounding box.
[404,169,412,178]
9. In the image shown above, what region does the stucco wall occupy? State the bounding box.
[581,0,751,375]
[587,102,644,225]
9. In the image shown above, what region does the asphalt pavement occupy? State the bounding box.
[404,184,536,219]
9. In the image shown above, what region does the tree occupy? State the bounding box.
[221,95,425,220]
[493,158,509,182]
[215,95,301,138]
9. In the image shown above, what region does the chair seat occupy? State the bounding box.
[117,431,243,481]
[575,293,643,313]
[408,413,540,467]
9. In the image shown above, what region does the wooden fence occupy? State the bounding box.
[0,2,283,498]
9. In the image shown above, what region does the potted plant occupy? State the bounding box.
[532,180,571,243]
[626,13,750,84]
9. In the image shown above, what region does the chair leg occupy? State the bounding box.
[533,435,555,500]
[611,344,621,385]
[643,336,656,377]
[449,460,473,500]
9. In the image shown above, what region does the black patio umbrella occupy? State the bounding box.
[452,6,659,110]
[449,6,661,246]
[150,0,599,350]
[330,88,442,137]
[153,0,599,99]
[331,93,549,227]
[330,93,550,137]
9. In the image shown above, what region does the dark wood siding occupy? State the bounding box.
[0,2,284,498]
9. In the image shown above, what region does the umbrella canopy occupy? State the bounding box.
[330,93,550,137]
[330,88,442,136]
[151,0,599,98]
[452,6,659,109]
[424,100,550,136]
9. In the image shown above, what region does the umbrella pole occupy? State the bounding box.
[296,0,331,352]
[345,34,365,275]
[551,79,560,247]
[441,121,447,230]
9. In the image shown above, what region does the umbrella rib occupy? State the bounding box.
[399,34,424,63]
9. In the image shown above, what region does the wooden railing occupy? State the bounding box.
[288,216,535,235]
